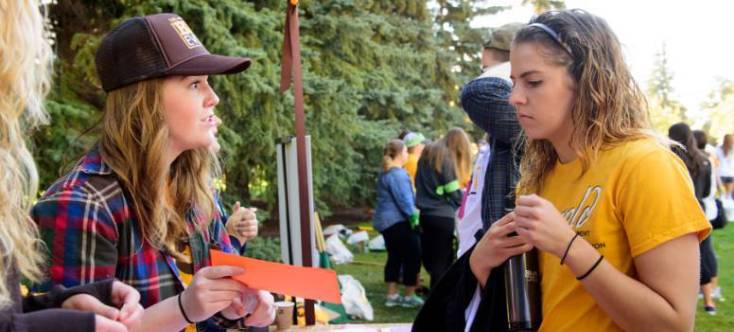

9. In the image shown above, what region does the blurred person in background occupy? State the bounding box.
[373,139,423,308]
[415,128,472,289]
[669,123,717,315]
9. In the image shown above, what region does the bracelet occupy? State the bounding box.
[178,293,195,324]
[560,233,580,265]
[576,254,604,281]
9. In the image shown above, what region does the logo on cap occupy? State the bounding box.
[169,17,202,49]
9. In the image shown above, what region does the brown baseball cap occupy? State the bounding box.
[96,13,251,92]
[483,22,524,52]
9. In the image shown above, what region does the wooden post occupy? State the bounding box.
[279,0,315,325]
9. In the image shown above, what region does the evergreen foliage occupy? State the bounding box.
[646,43,689,133]
[700,79,734,141]
[521,0,565,13]
[432,0,507,85]
[35,0,469,219]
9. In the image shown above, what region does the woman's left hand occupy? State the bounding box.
[514,194,577,258]
[220,289,275,327]
[244,290,275,327]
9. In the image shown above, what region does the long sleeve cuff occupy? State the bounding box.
[23,279,114,312]
[5,308,95,332]
[210,312,248,329]
[228,236,248,256]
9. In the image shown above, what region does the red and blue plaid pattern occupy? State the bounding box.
[31,148,239,329]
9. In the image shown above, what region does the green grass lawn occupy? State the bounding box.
[332,223,734,330]
[695,225,734,331]
[331,222,429,323]
[333,249,428,323]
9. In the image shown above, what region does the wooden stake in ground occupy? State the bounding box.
[279,0,316,325]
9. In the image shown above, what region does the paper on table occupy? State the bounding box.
[210,249,341,303]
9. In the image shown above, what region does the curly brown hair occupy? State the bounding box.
[514,9,656,194]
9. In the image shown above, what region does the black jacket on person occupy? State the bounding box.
[0,269,114,332]
[415,153,463,219]
[412,245,508,332]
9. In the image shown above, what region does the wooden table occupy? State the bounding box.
[260,323,412,331]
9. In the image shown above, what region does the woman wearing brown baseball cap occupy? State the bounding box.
[31,13,274,331]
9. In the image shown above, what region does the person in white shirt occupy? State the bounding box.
[456,140,490,257]
[414,22,524,332]
[715,134,734,201]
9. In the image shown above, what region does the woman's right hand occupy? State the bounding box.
[469,212,533,289]
[95,315,128,332]
[179,266,248,322]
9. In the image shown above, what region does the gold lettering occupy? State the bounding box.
[592,242,606,249]
[560,186,603,229]
[169,17,202,49]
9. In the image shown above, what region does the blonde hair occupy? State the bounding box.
[382,139,405,171]
[0,0,52,307]
[514,9,655,194]
[423,128,472,185]
[99,78,219,261]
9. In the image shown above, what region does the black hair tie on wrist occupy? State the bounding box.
[576,254,604,281]
[178,293,195,324]
[560,232,580,265]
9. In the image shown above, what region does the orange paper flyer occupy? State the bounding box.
[210,250,341,303]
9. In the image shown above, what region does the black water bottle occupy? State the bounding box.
[503,194,542,331]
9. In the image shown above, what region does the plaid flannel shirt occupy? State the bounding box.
[460,73,523,229]
[31,148,244,330]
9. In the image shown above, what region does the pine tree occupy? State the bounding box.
[432,0,507,85]
[646,43,688,132]
[700,79,734,141]
[34,0,469,217]
[521,0,565,13]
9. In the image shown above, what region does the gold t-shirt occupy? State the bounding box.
[404,153,419,187]
[536,138,711,331]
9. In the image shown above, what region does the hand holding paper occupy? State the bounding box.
[181,265,249,322]
[210,250,341,303]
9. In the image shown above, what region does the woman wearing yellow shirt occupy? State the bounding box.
[469,9,710,331]
[402,132,428,187]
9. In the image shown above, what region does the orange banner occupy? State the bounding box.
[210,250,341,303]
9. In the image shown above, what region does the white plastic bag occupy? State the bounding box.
[323,224,353,238]
[367,234,385,251]
[326,234,353,264]
[323,224,347,237]
[347,230,370,245]
[338,275,374,321]
[722,197,734,222]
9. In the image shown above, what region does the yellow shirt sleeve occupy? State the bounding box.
[616,149,711,257]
